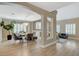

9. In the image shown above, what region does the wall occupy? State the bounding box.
[57,17,79,40]
[57,3,79,20]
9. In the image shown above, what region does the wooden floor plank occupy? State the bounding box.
[0,39,79,56]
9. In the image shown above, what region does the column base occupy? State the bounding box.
[39,40,58,48]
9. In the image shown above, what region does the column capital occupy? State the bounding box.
[48,10,57,18]
[51,10,57,15]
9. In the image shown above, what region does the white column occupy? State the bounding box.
[40,15,47,47]
[39,11,57,48]
[50,10,57,40]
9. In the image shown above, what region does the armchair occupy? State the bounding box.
[13,33,22,40]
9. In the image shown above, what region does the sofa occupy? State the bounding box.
[58,33,68,39]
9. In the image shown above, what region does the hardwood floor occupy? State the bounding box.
[0,39,79,56]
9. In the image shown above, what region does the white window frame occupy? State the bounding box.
[56,25,60,33]
[35,22,41,30]
[65,24,76,35]
[14,23,28,33]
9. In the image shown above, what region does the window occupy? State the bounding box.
[65,24,76,34]
[14,23,28,33]
[56,25,60,33]
[35,22,41,29]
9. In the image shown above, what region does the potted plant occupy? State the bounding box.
[0,21,14,40]
[0,21,4,27]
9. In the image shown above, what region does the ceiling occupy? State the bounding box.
[0,2,41,22]
[0,2,75,22]
[29,2,74,12]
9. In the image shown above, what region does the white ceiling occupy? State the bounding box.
[0,2,75,22]
[0,3,41,22]
[57,3,79,20]
[30,2,74,12]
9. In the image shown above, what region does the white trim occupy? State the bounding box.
[40,40,58,48]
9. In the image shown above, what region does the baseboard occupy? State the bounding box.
[68,37,79,40]
[40,40,58,48]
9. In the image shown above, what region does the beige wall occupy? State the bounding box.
[57,17,79,39]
